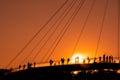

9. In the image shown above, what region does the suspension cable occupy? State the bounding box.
[5,0,68,68]
[32,0,78,62]
[94,0,108,57]
[20,0,75,64]
[45,0,86,62]
[71,0,95,56]
[118,0,120,59]
[40,0,82,62]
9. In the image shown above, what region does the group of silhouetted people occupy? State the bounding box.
[101,54,114,63]
[18,54,116,70]
[18,62,37,70]
[49,58,70,66]
[86,54,115,63]
[49,54,115,66]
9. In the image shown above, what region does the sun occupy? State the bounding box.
[70,53,85,64]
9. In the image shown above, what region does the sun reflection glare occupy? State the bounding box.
[71,71,81,75]
[70,53,85,63]
[117,69,120,74]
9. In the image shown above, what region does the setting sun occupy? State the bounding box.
[70,53,85,64]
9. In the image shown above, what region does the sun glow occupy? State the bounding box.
[70,53,85,63]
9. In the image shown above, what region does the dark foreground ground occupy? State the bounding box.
[1,64,120,80]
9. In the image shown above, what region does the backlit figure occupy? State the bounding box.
[75,56,79,64]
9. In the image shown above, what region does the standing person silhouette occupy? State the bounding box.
[103,54,106,63]
[50,59,53,66]
[61,58,65,65]
[67,58,70,64]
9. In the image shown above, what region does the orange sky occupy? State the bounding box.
[0,0,119,68]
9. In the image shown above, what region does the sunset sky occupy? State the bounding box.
[0,0,119,68]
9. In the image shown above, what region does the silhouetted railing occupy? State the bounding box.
[6,56,120,73]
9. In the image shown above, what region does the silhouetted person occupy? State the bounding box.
[19,65,21,70]
[75,56,79,64]
[83,59,85,64]
[99,56,101,63]
[61,58,65,65]
[33,62,36,68]
[50,59,53,66]
[27,62,32,69]
[109,55,111,63]
[23,65,26,70]
[67,58,70,64]
[54,63,56,66]
[87,57,90,64]
[103,54,106,63]
[58,61,60,65]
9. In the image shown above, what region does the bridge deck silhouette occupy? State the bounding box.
[1,63,120,80]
